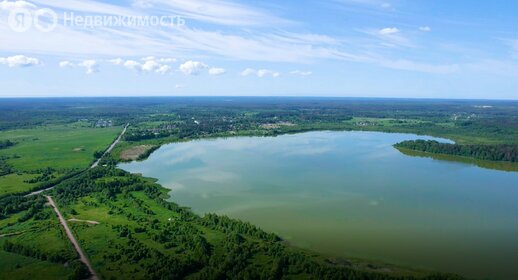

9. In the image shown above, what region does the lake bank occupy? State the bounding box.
[120,131,518,280]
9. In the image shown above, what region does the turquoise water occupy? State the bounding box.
[119,131,518,279]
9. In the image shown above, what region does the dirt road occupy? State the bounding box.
[46,196,99,280]
[91,123,129,169]
[26,123,129,197]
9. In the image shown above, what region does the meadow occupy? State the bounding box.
[0,122,122,196]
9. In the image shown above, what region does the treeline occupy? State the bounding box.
[0,156,14,176]
[2,240,90,279]
[0,195,45,219]
[0,140,14,149]
[2,240,76,263]
[395,140,518,162]
[202,213,280,242]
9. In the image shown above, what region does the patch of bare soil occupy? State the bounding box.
[260,122,295,129]
[120,145,154,161]
[68,218,100,225]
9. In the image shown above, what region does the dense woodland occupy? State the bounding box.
[395,140,518,162]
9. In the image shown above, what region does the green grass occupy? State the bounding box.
[1,207,76,254]
[0,123,121,171]
[0,251,73,280]
[0,207,77,280]
[0,123,122,196]
[0,173,39,196]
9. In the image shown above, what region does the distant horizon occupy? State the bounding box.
[0,95,517,102]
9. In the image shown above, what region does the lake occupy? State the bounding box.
[119,131,518,279]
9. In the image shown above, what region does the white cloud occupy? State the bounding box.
[379,59,459,74]
[134,0,291,27]
[419,26,431,32]
[59,61,74,67]
[78,60,99,74]
[179,60,208,75]
[241,68,279,78]
[0,55,40,67]
[257,69,280,78]
[0,0,36,10]
[175,84,184,89]
[141,56,155,61]
[335,0,392,10]
[156,64,172,74]
[157,58,176,63]
[290,70,312,76]
[0,1,478,77]
[108,58,124,65]
[208,67,226,76]
[379,27,399,35]
[117,58,174,74]
[123,60,141,71]
[241,68,256,76]
[141,60,160,72]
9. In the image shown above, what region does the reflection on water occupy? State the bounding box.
[120,131,518,280]
[397,148,518,172]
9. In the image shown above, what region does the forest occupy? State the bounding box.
[395,140,518,162]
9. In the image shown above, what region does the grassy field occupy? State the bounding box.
[0,251,74,280]
[0,123,121,171]
[0,122,122,196]
[0,205,77,280]
[0,173,39,196]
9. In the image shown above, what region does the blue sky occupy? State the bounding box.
[0,0,517,99]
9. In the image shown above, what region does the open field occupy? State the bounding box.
[0,251,74,280]
[0,123,122,196]
[0,123,121,171]
[0,173,39,196]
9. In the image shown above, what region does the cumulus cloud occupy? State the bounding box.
[78,60,99,74]
[0,55,41,67]
[290,70,312,76]
[419,26,431,32]
[122,60,141,70]
[113,58,173,74]
[141,56,155,61]
[208,67,226,76]
[241,68,280,78]
[59,61,74,68]
[379,27,399,35]
[141,60,160,72]
[179,60,208,75]
[157,58,176,63]
[108,58,124,65]
[0,0,36,10]
[240,68,256,76]
[258,69,280,78]
[156,65,172,74]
